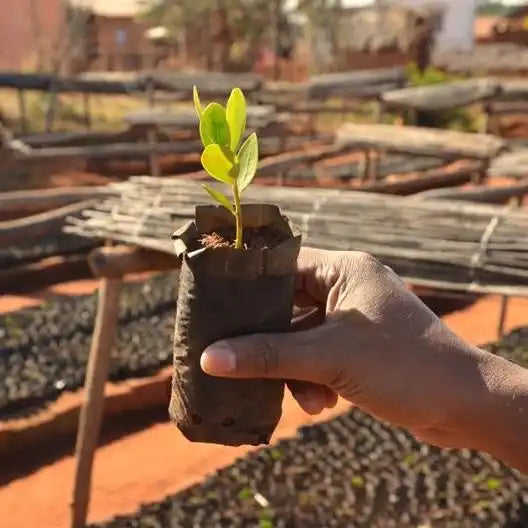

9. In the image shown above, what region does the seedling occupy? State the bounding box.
[171,93,301,447]
[193,86,258,249]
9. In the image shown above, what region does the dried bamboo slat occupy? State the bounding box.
[65,179,528,295]
[337,123,505,160]
[489,150,528,180]
[382,78,500,111]
[124,105,277,130]
[308,67,406,98]
[13,135,321,162]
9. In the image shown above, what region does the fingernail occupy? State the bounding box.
[201,341,236,374]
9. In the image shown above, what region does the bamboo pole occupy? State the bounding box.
[0,200,97,245]
[70,278,122,528]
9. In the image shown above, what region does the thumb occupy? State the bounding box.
[200,323,342,387]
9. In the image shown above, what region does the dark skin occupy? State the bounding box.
[201,248,528,474]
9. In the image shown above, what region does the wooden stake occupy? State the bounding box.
[361,149,371,182]
[17,88,28,133]
[481,103,491,135]
[45,82,59,133]
[147,78,156,108]
[83,92,92,130]
[370,149,380,183]
[373,99,384,124]
[147,126,160,177]
[497,295,509,339]
[70,278,122,528]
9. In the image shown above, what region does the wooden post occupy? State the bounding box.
[70,278,122,528]
[477,158,490,185]
[481,102,491,135]
[45,82,59,133]
[276,121,287,185]
[308,112,316,138]
[360,149,371,182]
[370,149,381,182]
[497,295,509,339]
[83,92,92,130]
[147,78,156,108]
[373,99,384,124]
[17,88,28,133]
[147,126,160,177]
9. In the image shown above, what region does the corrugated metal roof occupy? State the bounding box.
[68,0,151,17]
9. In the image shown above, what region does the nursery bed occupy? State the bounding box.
[485,326,528,368]
[1,257,526,421]
[91,407,528,528]
[0,273,178,419]
[0,234,98,270]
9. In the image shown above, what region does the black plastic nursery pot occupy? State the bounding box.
[169,203,302,446]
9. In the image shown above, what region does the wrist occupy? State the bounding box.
[444,348,528,471]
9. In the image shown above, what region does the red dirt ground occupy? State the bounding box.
[0,283,527,528]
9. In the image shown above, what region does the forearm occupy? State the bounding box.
[448,348,528,473]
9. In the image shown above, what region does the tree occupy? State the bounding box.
[476,1,514,16]
[143,0,290,72]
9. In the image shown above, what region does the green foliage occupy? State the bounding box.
[201,103,231,146]
[477,1,514,16]
[406,63,458,87]
[202,184,234,213]
[351,475,365,488]
[201,144,236,183]
[406,62,481,133]
[226,88,247,151]
[193,85,203,120]
[270,447,283,461]
[237,487,254,501]
[486,478,502,491]
[195,86,259,249]
[237,133,258,192]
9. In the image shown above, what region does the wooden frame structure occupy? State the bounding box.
[336,123,506,183]
[0,70,263,134]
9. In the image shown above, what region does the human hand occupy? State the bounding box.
[200,248,496,448]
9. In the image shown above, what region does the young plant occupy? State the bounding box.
[193,86,258,249]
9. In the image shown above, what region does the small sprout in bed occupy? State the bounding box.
[193,86,258,250]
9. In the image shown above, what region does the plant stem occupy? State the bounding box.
[233,181,243,249]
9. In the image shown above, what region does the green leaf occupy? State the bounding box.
[201,102,230,146]
[193,85,203,120]
[201,144,236,184]
[237,487,253,501]
[486,478,502,490]
[226,87,246,152]
[202,184,234,214]
[351,475,365,488]
[199,120,214,147]
[270,448,283,461]
[237,132,258,192]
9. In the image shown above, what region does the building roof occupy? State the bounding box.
[68,0,152,18]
